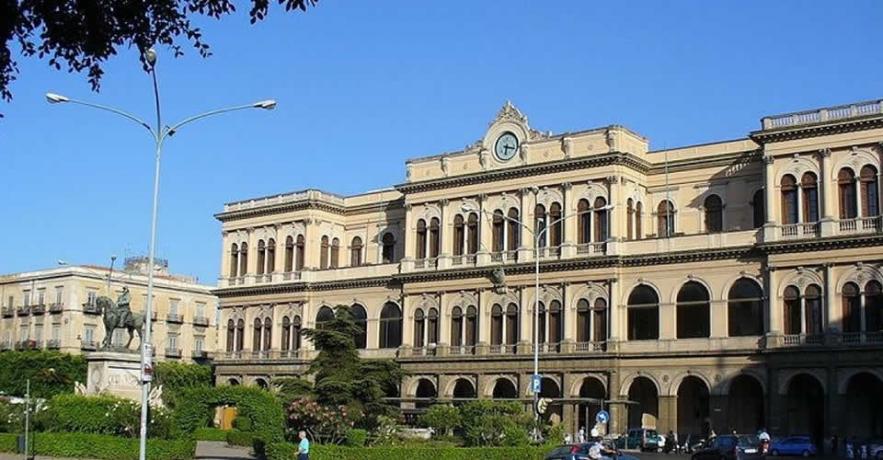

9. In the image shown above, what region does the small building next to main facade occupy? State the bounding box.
[213,99,883,442]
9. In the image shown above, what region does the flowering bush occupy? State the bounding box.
[286,397,361,445]
[35,394,141,437]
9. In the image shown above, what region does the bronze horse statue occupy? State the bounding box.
[95,296,146,349]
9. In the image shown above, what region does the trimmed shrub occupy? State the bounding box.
[419,404,460,436]
[226,429,256,447]
[345,428,368,447]
[233,415,253,431]
[172,385,285,442]
[36,394,140,437]
[0,432,194,460]
[194,427,229,441]
[0,351,86,398]
[264,443,547,460]
[0,401,24,433]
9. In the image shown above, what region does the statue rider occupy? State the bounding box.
[115,286,132,329]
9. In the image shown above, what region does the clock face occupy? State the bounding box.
[494,132,519,161]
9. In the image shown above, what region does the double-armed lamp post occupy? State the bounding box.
[46,48,276,460]
[461,198,612,441]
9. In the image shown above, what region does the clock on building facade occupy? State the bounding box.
[494,132,519,161]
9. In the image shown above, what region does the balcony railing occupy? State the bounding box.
[16,305,29,316]
[46,339,61,349]
[192,316,210,327]
[448,345,476,356]
[282,271,301,281]
[82,303,100,315]
[780,222,819,239]
[841,331,883,344]
[839,216,882,234]
[31,304,45,315]
[191,350,209,359]
[166,313,184,324]
[1,307,12,318]
[762,99,883,130]
[489,344,516,354]
[782,333,825,346]
[414,258,437,270]
[410,347,437,357]
[49,303,64,314]
[574,341,607,352]
[576,242,607,256]
[538,246,562,259]
[80,340,97,351]
[164,348,182,358]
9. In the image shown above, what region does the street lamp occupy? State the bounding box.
[460,197,612,441]
[46,48,276,460]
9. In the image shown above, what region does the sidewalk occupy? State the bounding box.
[0,455,95,460]
[194,441,255,460]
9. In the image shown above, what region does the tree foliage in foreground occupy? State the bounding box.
[0,350,86,398]
[0,0,318,105]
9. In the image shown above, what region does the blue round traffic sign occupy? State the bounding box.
[595,410,610,424]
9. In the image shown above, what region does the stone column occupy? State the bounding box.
[824,264,839,333]
[437,292,449,355]
[477,194,492,265]
[658,395,677,433]
[402,204,415,271]
[519,188,535,262]
[246,228,258,279]
[438,199,451,269]
[766,267,782,343]
[476,290,490,354]
[819,148,837,236]
[402,295,414,350]
[562,182,576,257]
[608,278,620,349]
[767,369,784,434]
[608,370,625,434]
[607,176,622,255]
[561,282,575,352]
[517,287,531,355]
[763,155,778,241]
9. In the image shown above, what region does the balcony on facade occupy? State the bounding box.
[16,305,29,316]
[219,263,400,289]
[82,302,100,315]
[80,340,97,351]
[761,99,883,130]
[49,303,63,314]
[164,348,182,358]
[31,304,45,315]
[193,316,210,327]
[46,339,61,349]
[192,350,210,359]
[1,307,12,318]
[166,313,184,324]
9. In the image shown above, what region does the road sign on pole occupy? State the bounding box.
[530,374,541,394]
[596,410,610,424]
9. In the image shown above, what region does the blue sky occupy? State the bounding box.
[1,1,881,284]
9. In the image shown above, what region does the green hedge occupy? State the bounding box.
[0,432,195,460]
[0,350,86,398]
[265,443,548,460]
[172,385,285,442]
[226,429,256,447]
[37,394,140,437]
[194,427,229,441]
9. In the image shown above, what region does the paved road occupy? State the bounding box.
[193,441,254,460]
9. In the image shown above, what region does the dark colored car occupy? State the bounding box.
[691,435,762,460]
[614,428,661,451]
[770,436,816,457]
[545,442,639,460]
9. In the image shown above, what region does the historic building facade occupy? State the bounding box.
[213,99,883,442]
[0,257,218,362]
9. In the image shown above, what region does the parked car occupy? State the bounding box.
[545,442,639,460]
[615,429,661,451]
[691,434,762,460]
[770,436,817,457]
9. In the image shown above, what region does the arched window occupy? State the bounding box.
[626,199,634,241]
[491,304,503,346]
[351,304,367,349]
[635,202,643,239]
[549,300,562,345]
[593,298,608,344]
[414,308,425,348]
[805,284,823,335]
[781,174,798,225]
[429,218,440,258]
[253,318,262,351]
[415,219,427,259]
[284,236,294,272]
[507,208,520,251]
[577,299,591,342]
[785,284,823,335]
[236,319,244,351]
[257,240,266,275]
[281,316,291,351]
[350,237,363,267]
[492,211,504,253]
[465,305,477,346]
[427,308,439,345]
[316,306,334,329]
[594,197,608,242]
[578,199,591,244]
[842,282,861,333]
[728,278,764,337]
[320,236,329,269]
[549,202,563,246]
[263,317,272,351]
[865,281,883,332]
[704,195,723,233]
[330,238,340,268]
[535,204,547,248]
[451,307,463,346]
[295,235,305,270]
[453,215,465,257]
[239,243,248,276]
[752,189,765,229]
[861,165,879,217]
[467,213,479,254]
[230,243,239,278]
[292,316,302,351]
[379,302,402,349]
[783,286,801,335]
[381,233,396,263]
[802,172,819,222]
[657,200,675,237]
[538,302,547,344]
[627,285,659,340]
[505,303,518,346]
[676,281,710,338]
[226,319,235,352]
[839,168,857,219]
[266,238,276,273]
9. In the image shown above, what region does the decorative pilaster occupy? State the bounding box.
[607,176,622,255]
[518,188,535,261]
[477,194,491,265]
[819,148,837,236]
[561,182,576,257]
[401,203,415,271]
[762,154,777,242]
[437,199,451,269]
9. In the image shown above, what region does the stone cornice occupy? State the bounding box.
[757,233,883,255]
[646,150,762,175]
[750,115,883,145]
[215,200,346,222]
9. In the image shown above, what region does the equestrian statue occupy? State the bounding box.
[96,286,146,350]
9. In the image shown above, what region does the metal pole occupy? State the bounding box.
[533,229,541,441]
[24,379,30,460]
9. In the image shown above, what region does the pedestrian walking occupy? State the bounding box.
[579,426,586,443]
[296,430,310,460]
[565,432,573,444]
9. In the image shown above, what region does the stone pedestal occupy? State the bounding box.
[85,351,142,402]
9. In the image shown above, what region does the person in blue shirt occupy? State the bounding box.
[297,430,310,460]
